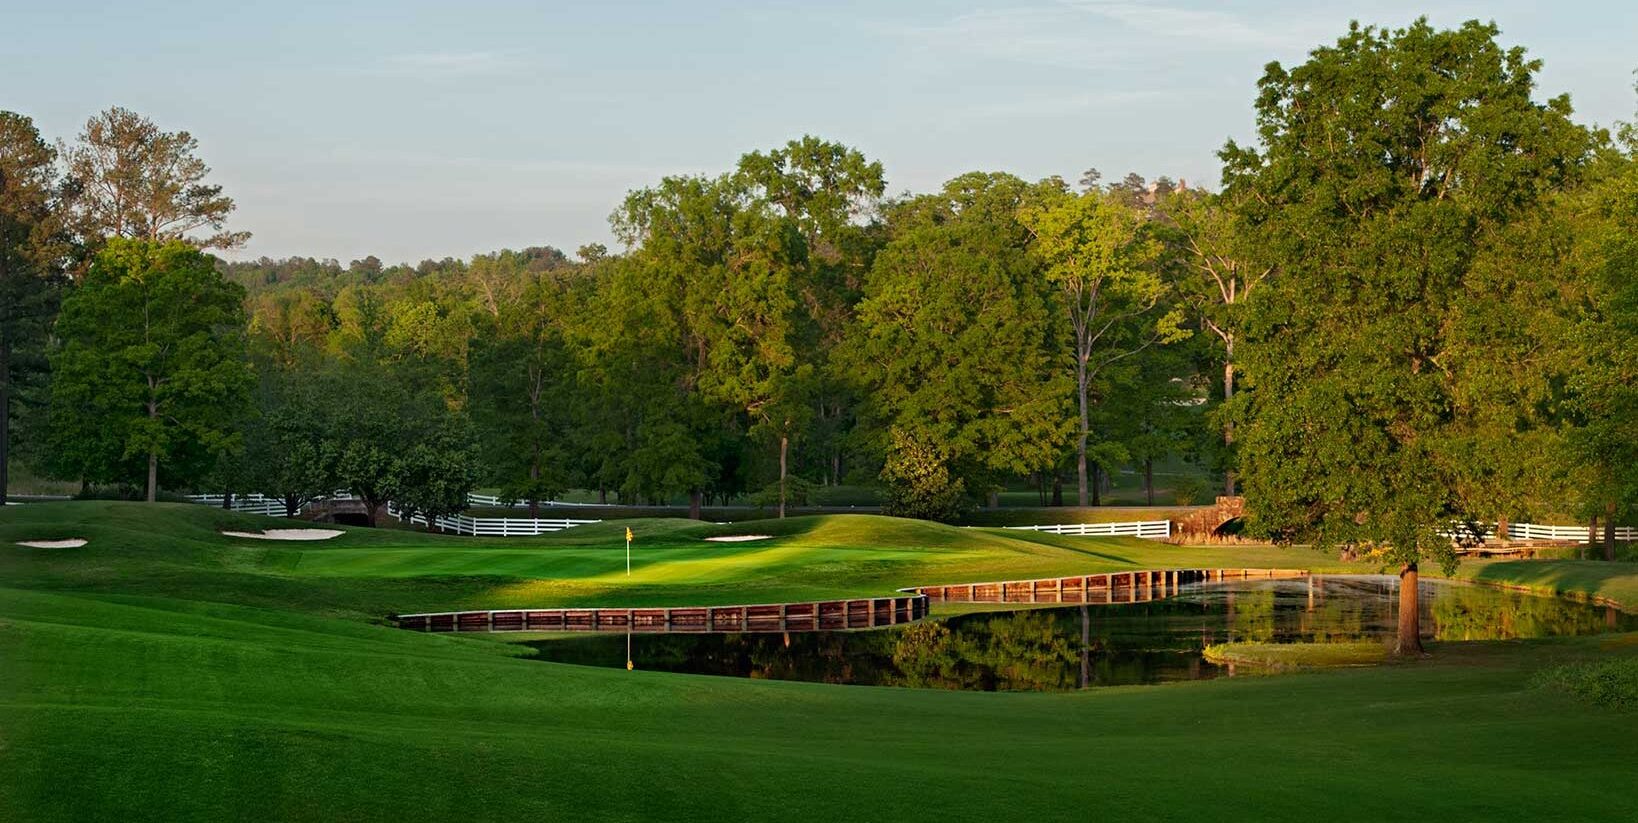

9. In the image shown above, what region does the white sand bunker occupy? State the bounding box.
[704,534,773,543]
[15,538,88,548]
[221,528,343,541]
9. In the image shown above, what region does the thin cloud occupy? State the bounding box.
[879,2,1336,72]
[372,50,522,77]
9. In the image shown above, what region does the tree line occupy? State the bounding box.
[3,19,1635,616]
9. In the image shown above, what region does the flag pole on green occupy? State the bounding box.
[625,526,633,575]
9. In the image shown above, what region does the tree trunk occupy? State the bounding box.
[1496,516,1509,542]
[222,492,233,510]
[778,435,788,519]
[1605,501,1618,562]
[1090,464,1101,507]
[1144,458,1154,506]
[689,488,702,520]
[365,500,380,528]
[1051,474,1063,507]
[145,396,158,503]
[598,487,607,505]
[987,489,999,509]
[1585,515,1596,561]
[0,341,9,505]
[529,452,541,519]
[1222,359,1235,497]
[1395,563,1423,656]
[285,498,299,518]
[1076,355,1090,507]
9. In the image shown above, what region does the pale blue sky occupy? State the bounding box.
[4,1,1633,263]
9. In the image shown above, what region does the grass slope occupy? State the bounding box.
[4,501,1638,821]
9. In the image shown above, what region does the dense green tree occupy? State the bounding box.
[1156,187,1270,495]
[61,107,247,250]
[1224,19,1594,653]
[846,173,1071,513]
[0,111,69,501]
[241,363,339,516]
[1020,184,1186,507]
[468,266,579,516]
[49,239,251,501]
[737,137,886,491]
[390,413,482,532]
[1565,151,1638,557]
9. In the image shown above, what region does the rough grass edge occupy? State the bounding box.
[1530,657,1638,710]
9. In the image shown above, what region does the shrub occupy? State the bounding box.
[1172,476,1207,506]
[750,476,814,508]
[880,431,968,522]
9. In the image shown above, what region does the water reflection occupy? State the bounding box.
[526,576,1636,692]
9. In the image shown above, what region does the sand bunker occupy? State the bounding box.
[221,528,343,541]
[15,538,87,549]
[704,534,773,542]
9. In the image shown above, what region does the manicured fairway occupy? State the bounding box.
[3,502,1637,821]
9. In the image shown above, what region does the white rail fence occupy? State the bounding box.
[464,493,606,508]
[184,493,296,517]
[1440,522,1636,543]
[385,504,600,536]
[1005,520,1173,539]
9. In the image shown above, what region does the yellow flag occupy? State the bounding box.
[625,527,633,542]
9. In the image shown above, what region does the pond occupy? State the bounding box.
[525,576,1636,692]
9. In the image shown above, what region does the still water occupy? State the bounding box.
[526,576,1636,691]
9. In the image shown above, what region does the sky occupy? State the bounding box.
[4,1,1634,264]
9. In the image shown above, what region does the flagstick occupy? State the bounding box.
[626,535,631,575]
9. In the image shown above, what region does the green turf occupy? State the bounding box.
[4,501,1638,821]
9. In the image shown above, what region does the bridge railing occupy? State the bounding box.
[1003,520,1172,539]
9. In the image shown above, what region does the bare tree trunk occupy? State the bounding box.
[778,435,788,519]
[598,487,607,505]
[987,489,999,509]
[689,488,702,520]
[285,498,299,518]
[1144,458,1154,506]
[365,500,380,528]
[1395,563,1423,656]
[145,394,158,503]
[1090,464,1102,507]
[0,341,9,504]
[1496,515,1509,542]
[221,492,233,510]
[1076,355,1090,507]
[528,454,541,519]
[1222,359,1236,497]
[1606,502,1618,562]
[1585,515,1596,561]
[1051,474,1063,507]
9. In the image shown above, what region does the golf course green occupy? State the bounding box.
[4,501,1637,820]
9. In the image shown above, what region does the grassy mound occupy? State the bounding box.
[1204,641,1392,670]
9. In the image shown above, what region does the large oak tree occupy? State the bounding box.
[1225,19,1594,653]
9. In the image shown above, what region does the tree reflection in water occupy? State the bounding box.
[526,577,1637,692]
